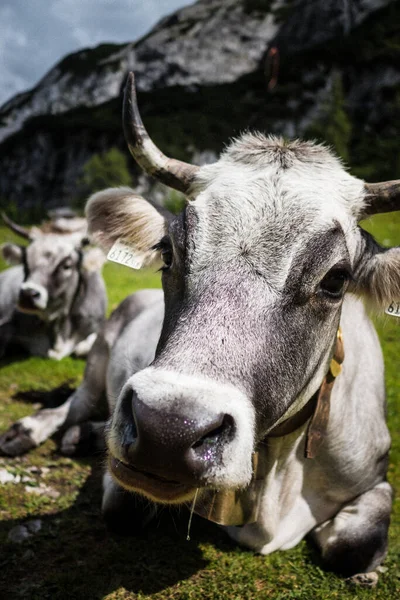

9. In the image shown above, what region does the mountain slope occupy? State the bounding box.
[0,0,398,211]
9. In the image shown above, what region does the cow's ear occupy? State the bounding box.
[81,247,106,273]
[85,187,169,266]
[351,232,400,311]
[1,243,24,265]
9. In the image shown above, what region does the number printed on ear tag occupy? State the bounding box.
[385,302,400,317]
[107,239,146,269]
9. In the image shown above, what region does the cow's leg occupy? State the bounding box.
[48,339,76,360]
[0,331,110,456]
[0,398,74,456]
[311,481,392,584]
[60,421,107,455]
[102,469,157,535]
[0,291,160,456]
[73,332,97,357]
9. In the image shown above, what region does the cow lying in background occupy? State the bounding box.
[0,214,106,359]
[0,289,162,455]
[1,72,400,584]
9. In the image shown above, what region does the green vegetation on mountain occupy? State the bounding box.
[75,147,133,208]
[305,73,352,162]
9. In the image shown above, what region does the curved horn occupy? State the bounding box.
[362,180,400,218]
[1,212,32,240]
[123,72,199,195]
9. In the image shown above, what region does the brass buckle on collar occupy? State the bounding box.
[192,452,265,526]
[329,328,343,378]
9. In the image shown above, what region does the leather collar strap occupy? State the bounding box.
[266,327,344,458]
[305,327,344,458]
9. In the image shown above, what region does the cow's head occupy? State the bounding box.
[2,215,104,321]
[87,73,400,504]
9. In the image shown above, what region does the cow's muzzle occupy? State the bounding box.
[18,283,48,312]
[107,368,255,503]
[109,389,234,501]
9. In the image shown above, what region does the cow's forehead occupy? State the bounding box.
[26,236,76,270]
[186,134,365,279]
[193,134,365,220]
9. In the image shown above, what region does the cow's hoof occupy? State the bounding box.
[73,333,97,357]
[47,349,65,360]
[0,423,37,456]
[346,571,379,587]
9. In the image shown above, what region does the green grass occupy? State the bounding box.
[0,218,399,599]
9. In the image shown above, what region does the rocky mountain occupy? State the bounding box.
[0,0,398,212]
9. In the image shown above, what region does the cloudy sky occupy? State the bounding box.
[0,0,193,107]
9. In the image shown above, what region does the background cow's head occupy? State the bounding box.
[87,73,400,504]
[1,214,104,321]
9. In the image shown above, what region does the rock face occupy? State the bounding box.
[0,0,280,146]
[275,0,391,50]
[0,0,398,210]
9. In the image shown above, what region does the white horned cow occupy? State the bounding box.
[0,213,106,360]
[2,72,400,582]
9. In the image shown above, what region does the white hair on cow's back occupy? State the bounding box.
[86,187,167,261]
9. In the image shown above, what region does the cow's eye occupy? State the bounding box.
[161,248,173,270]
[319,267,350,299]
[61,258,73,271]
[153,238,173,271]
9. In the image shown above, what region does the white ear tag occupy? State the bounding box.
[385,302,400,317]
[107,239,147,270]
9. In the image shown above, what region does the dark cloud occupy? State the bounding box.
[0,0,192,106]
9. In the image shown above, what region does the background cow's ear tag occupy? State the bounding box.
[107,238,146,269]
[385,302,400,317]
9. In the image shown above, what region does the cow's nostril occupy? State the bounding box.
[119,388,138,449]
[191,414,234,451]
[22,288,40,299]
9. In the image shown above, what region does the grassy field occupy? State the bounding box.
[0,217,399,599]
